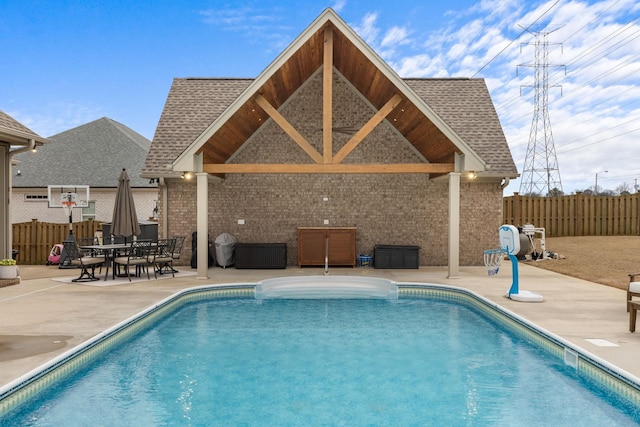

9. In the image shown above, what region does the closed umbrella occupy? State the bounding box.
[111,168,141,241]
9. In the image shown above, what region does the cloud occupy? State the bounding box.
[198,5,293,52]
[332,0,347,13]
[7,103,105,138]
[199,7,277,29]
[351,0,640,194]
[352,12,380,47]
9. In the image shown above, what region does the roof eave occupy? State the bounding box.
[0,125,49,147]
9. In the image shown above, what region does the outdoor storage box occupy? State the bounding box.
[102,221,158,243]
[374,245,420,269]
[297,227,356,267]
[235,243,287,269]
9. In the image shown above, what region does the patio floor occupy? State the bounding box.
[1,261,638,389]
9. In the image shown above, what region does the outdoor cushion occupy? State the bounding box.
[71,256,104,266]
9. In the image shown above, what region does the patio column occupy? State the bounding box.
[1,145,9,260]
[448,171,461,278]
[196,172,209,279]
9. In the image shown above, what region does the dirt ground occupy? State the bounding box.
[525,235,640,290]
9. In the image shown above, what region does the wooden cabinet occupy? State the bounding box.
[297,227,356,267]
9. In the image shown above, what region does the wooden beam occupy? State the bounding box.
[334,94,402,164]
[203,163,454,174]
[323,26,333,164]
[254,95,323,164]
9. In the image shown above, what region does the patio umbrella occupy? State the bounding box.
[111,168,141,240]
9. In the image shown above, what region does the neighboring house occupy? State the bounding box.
[12,117,157,225]
[142,8,519,278]
[0,110,49,260]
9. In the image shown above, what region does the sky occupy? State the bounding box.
[2,0,639,196]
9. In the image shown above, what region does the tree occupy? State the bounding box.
[547,188,564,197]
[616,182,632,195]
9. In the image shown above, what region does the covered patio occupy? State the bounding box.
[143,8,518,280]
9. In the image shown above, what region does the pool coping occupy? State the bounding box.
[1,279,639,416]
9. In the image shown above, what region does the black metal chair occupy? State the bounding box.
[62,240,105,282]
[77,236,99,257]
[170,236,186,271]
[113,240,153,281]
[152,238,176,278]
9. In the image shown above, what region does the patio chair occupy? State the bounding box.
[171,236,186,271]
[113,240,153,281]
[62,240,105,282]
[77,236,99,256]
[152,238,176,278]
[627,273,640,312]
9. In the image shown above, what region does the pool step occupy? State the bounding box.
[255,276,398,299]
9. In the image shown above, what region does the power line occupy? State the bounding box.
[471,0,561,77]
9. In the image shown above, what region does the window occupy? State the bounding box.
[82,201,96,220]
[24,194,48,201]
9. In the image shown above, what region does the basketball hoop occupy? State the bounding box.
[60,192,77,217]
[483,248,504,276]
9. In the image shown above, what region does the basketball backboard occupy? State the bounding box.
[47,185,90,208]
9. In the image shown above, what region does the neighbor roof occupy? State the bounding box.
[13,117,154,188]
[0,110,48,147]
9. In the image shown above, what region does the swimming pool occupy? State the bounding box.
[1,278,639,425]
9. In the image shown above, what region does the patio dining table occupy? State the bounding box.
[79,243,130,280]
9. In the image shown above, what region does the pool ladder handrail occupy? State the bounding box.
[324,236,329,275]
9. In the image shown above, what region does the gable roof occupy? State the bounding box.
[0,110,49,147]
[144,77,517,178]
[144,8,517,179]
[13,117,155,188]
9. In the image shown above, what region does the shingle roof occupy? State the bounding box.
[13,117,154,188]
[144,78,517,177]
[405,78,517,176]
[142,78,252,178]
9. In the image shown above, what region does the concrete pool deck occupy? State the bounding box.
[0,261,638,389]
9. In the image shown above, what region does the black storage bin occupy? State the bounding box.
[374,245,420,269]
[102,221,157,243]
[235,243,287,269]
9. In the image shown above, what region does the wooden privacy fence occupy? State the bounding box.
[503,192,640,237]
[12,219,103,265]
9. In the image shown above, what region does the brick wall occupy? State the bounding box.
[163,71,504,266]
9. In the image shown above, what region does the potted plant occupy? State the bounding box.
[0,258,18,279]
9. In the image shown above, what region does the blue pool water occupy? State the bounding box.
[3,297,640,425]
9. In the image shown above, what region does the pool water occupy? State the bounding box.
[3,298,640,425]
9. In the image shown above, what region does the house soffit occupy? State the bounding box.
[173,8,484,177]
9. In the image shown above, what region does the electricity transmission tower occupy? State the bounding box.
[518,28,565,196]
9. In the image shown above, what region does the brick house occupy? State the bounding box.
[12,117,157,225]
[142,8,518,278]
